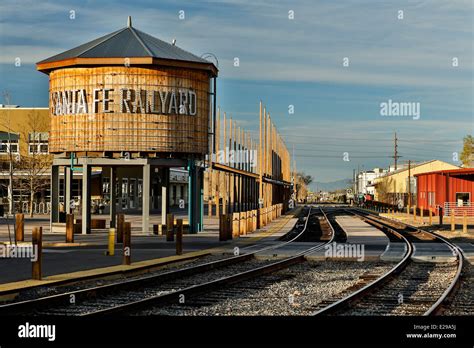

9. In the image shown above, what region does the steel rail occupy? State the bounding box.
[313,208,462,316]
[79,206,335,316]
[311,209,413,315]
[354,208,463,316]
[0,206,312,315]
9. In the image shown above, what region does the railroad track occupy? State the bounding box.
[138,206,347,316]
[312,208,463,316]
[441,248,474,315]
[0,206,334,316]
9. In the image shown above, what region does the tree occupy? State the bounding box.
[0,91,18,215]
[374,176,394,203]
[295,172,313,202]
[460,135,473,167]
[18,110,52,217]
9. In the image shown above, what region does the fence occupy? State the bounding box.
[443,202,474,217]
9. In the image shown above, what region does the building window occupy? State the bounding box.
[0,139,19,154]
[102,177,110,194]
[28,132,49,154]
[428,191,435,206]
[406,176,416,193]
[138,179,143,198]
[456,192,470,206]
[129,178,136,197]
[121,178,128,197]
[29,143,49,154]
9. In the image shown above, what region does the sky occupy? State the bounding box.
[0,0,472,184]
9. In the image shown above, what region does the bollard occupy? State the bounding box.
[429,209,432,225]
[166,214,174,241]
[420,206,424,223]
[66,214,74,243]
[407,206,410,217]
[463,211,467,234]
[219,213,232,241]
[107,228,115,256]
[219,214,228,241]
[32,227,42,280]
[160,224,166,236]
[176,219,183,255]
[232,212,240,238]
[451,209,455,232]
[208,200,212,217]
[413,205,417,222]
[15,213,24,242]
[123,222,131,265]
[117,214,125,243]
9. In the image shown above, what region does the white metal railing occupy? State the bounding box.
[444,202,474,216]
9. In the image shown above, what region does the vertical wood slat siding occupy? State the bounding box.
[417,172,474,211]
[49,66,210,156]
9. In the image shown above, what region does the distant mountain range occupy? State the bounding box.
[310,179,352,192]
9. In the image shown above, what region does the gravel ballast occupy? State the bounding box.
[138,260,395,316]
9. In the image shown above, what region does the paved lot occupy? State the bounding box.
[0,208,193,237]
[0,212,300,284]
[0,234,228,284]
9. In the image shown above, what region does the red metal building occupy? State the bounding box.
[416,168,474,216]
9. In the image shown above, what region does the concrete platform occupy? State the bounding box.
[0,208,302,291]
[456,243,474,264]
[335,216,390,245]
[377,211,474,263]
[236,215,301,255]
[380,243,406,262]
[412,243,458,263]
[0,235,223,285]
[0,249,211,297]
[306,215,392,261]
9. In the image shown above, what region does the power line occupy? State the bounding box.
[288,141,394,148]
[273,133,462,144]
[292,147,454,155]
[293,148,398,154]
[294,155,393,158]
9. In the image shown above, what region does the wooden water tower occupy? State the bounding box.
[37,17,218,234]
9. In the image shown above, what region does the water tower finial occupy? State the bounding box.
[127,16,132,28]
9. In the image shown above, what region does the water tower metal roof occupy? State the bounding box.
[37,17,217,76]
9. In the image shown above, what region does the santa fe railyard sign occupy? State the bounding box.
[50,87,198,116]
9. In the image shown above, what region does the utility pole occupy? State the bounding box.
[392,132,400,170]
[353,168,356,193]
[357,165,360,195]
[292,144,296,203]
[3,92,14,215]
[407,159,411,211]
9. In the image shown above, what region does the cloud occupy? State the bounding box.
[0,0,471,181]
[0,0,471,89]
